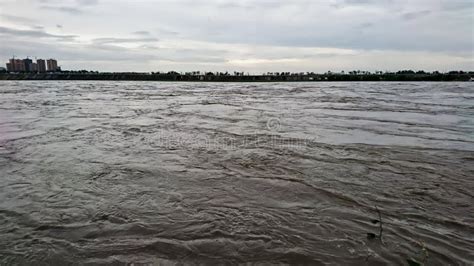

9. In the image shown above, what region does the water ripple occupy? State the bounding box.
[0,81,473,264]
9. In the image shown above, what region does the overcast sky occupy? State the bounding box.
[0,0,473,72]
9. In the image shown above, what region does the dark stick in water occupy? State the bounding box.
[376,205,383,243]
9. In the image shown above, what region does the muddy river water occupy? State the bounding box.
[0,81,473,264]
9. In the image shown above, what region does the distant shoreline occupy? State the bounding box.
[0,72,472,82]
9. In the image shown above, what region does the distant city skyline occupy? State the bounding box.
[0,0,473,73]
[5,57,59,72]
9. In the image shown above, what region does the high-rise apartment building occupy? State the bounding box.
[31,63,38,72]
[37,59,46,73]
[13,59,25,72]
[5,57,59,72]
[47,59,58,72]
[23,58,33,72]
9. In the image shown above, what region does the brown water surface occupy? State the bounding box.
[0,81,473,264]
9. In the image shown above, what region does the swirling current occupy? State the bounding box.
[0,81,473,265]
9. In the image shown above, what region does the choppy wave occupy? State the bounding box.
[0,81,473,264]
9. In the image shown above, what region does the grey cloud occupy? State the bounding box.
[441,1,474,11]
[40,5,83,14]
[180,0,289,10]
[138,44,160,50]
[1,0,472,71]
[401,10,431,21]
[0,14,37,24]
[56,6,83,14]
[38,0,99,15]
[167,56,226,63]
[342,0,373,4]
[92,37,159,44]
[76,0,99,6]
[0,26,77,40]
[0,38,226,65]
[159,0,470,53]
[0,39,156,62]
[156,48,228,63]
[356,22,374,29]
[161,54,228,64]
[239,0,287,9]
[156,28,179,36]
[342,0,393,5]
[331,0,393,9]
[87,43,131,52]
[132,31,151,36]
[217,2,246,9]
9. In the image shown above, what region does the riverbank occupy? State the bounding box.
[0,72,472,82]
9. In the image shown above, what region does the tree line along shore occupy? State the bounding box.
[0,70,472,82]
